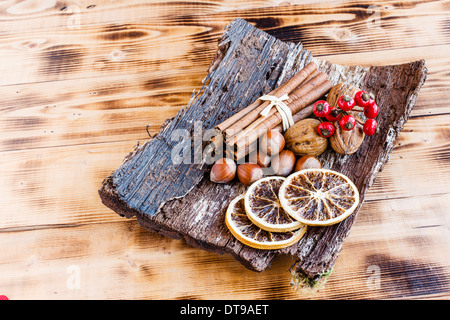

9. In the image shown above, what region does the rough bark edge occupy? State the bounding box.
[291,59,428,279]
[98,20,428,278]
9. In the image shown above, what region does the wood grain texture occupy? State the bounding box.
[98,19,428,279]
[0,0,449,300]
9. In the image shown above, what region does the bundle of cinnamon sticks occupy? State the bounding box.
[214,61,333,160]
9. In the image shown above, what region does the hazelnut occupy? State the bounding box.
[237,163,263,185]
[260,130,285,156]
[256,151,271,168]
[271,150,296,177]
[210,158,236,183]
[295,155,321,172]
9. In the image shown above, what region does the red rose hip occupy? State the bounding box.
[338,94,355,111]
[364,103,379,119]
[317,121,335,138]
[326,107,342,122]
[339,115,356,131]
[313,100,331,118]
[354,90,375,108]
[363,119,377,136]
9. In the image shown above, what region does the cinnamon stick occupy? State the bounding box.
[217,61,318,136]
[286,72,329,104]
[234,104,314,161]
[234,78,333,157]
[215,87,272,133]
[274,103,314,131]
[231,72,328,144]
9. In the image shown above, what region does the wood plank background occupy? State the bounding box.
[0,0,449,300]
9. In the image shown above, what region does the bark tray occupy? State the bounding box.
[99,18,427,280]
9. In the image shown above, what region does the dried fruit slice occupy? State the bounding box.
[279,169,359,226]
[225,194,306,250]
[244,177,304,232]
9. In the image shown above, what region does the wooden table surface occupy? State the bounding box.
[0,0,449,300]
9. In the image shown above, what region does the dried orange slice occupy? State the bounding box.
[279,169,359,226]
[244,177,304,232]
[225,194,307,250]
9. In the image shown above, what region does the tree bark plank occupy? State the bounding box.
[99,18,427,279]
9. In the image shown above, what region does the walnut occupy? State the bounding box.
[327,83,365,155]
[284,118,328,156]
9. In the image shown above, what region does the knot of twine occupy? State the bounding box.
[258,93,294,131]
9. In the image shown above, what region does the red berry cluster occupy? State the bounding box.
[313,90,379,138]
